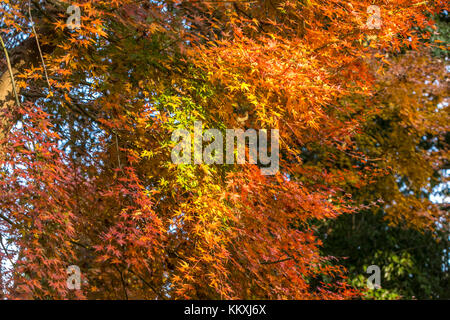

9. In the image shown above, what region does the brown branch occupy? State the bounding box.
[260,257,293,265]
[0,213,15,227]
[0,232,15,268]
[0,35,21,108]
[28,0,51,88]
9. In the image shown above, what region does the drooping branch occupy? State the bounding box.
[0,35,21,109]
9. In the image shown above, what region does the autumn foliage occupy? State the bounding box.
[0,0,448,299]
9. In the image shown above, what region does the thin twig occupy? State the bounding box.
[0,35,21,108]
[115,133,122,169]
[28,0,51,89]
[126,267,163,299]
[260,257,293,265]
[0,213,15,227]
[113,265,129,300]
[0,233,15,268]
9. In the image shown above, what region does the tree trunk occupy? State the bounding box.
[0,35,51,159]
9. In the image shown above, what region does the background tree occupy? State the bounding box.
[317,41,449,298]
